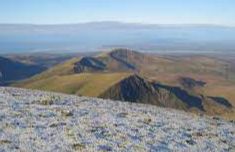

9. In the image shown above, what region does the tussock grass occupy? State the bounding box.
[19,72,131,97]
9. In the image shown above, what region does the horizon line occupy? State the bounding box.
[0,21,234,28]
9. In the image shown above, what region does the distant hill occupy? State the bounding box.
[73,48,150,73]
[14,49,235,119]
[4,53,83,68]
[100,74,233,116]
[99,74,188,110]
[0,53,83,85]
[0,56,46,85]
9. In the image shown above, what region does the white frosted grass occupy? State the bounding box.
[0,87,234,151]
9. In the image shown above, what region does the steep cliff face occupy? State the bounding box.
[154,83,204,110]
[100,75,190,110]
[100,75,159,103]
[100,74,233,115]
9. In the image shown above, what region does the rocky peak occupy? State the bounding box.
[74,57,106,73]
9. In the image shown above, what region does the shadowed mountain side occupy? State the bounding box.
[154,83,204,111]
[100,74,233,114]
[209,96,233,108]
[13,49,235,119]
[100,75,192,110]
[74,57,106,73]
[107,48,154,71]
[0,56,46,85]
[73,48,151,73]
[109,49,138,70]
[100,75,157,103]
[179,77,206,90]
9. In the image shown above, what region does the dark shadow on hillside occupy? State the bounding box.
[154,83,204,111]
[74,57,106,73]
[208,96,233,108]
[0,56,46,85]
[110,52,136,70]
[179,77,206,89]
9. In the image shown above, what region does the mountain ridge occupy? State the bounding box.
[14,49,235,119]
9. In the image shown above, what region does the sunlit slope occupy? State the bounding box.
[15,49,235,107]
[13,49,235,119]
[143,55,235,107]
[28,57,81,80]
[17,72,131,97]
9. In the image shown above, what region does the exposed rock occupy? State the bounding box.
[154,83,204,110]
[74,49,150,73]
[179,77,206,90]
[100,74,203,110]
[100,74,158,103]
[109,49,138,70]
[74,57,106,73]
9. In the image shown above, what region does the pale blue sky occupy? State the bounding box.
[0,0,235,25]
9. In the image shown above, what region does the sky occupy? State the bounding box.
[0,0,235,26]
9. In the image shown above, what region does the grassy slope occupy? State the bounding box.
[16,72,131,97]
[14,52,132,97]
[15,52,235,110]
[140,56,235,120]
[17,53,235,100]
[13,51,235,119]
[141,55,235,107]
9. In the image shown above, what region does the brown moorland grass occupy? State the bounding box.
[18,72,131,97]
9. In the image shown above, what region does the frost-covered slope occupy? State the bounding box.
[0,87,234,151]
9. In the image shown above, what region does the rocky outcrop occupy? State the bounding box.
[100,74,233,113]
[74,49,150,73]
[109,49,139,70]
[154,83,204,110]
[179,77,206,90]
[100,74,159,103]
[100,75,191,110]
[208,96,233,108]
[74,57,106,73]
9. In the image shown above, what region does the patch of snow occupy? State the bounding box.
[0,87,234,151]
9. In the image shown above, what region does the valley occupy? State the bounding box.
[12,48,235,120]
[0,52,94,85]
[1,1,235,151]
